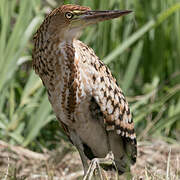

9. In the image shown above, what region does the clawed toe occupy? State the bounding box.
[83,152,119,180]
[83,158,103,180]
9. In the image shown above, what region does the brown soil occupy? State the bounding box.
[0,139,179,180]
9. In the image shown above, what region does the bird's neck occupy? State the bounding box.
[33,30,79,82]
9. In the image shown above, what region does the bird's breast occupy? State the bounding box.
[33,39,98,126]
[39,41,90,126]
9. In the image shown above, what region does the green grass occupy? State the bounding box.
[0,0,179,150]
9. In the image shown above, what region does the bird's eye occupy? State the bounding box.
[65,12,74,19]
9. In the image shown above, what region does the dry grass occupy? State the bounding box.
[0,139,179,180]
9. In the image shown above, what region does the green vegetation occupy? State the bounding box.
[0,0,179,153]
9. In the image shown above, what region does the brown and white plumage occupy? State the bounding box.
[32,4,137,175]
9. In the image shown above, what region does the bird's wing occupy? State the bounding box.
[91,60,137,163]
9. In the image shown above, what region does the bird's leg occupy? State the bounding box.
[69,130,89,172]
[78,147,89,173]
[83,151,118,180]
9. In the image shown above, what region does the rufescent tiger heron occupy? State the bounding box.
[32,4,136,180]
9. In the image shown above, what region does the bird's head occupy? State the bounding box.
[43,4,132,41]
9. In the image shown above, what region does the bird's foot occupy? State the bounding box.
[83,151,118,180]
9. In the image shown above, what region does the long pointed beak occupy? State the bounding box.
[81,10,132,23]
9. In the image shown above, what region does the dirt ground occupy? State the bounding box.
[0,139,179,180]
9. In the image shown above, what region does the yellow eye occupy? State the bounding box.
[65,12,74,19]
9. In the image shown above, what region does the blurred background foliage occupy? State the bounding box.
[0,0,179,151]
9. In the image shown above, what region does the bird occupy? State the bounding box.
[32,4,137,179]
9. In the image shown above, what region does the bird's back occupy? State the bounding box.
[73,40,137,173]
